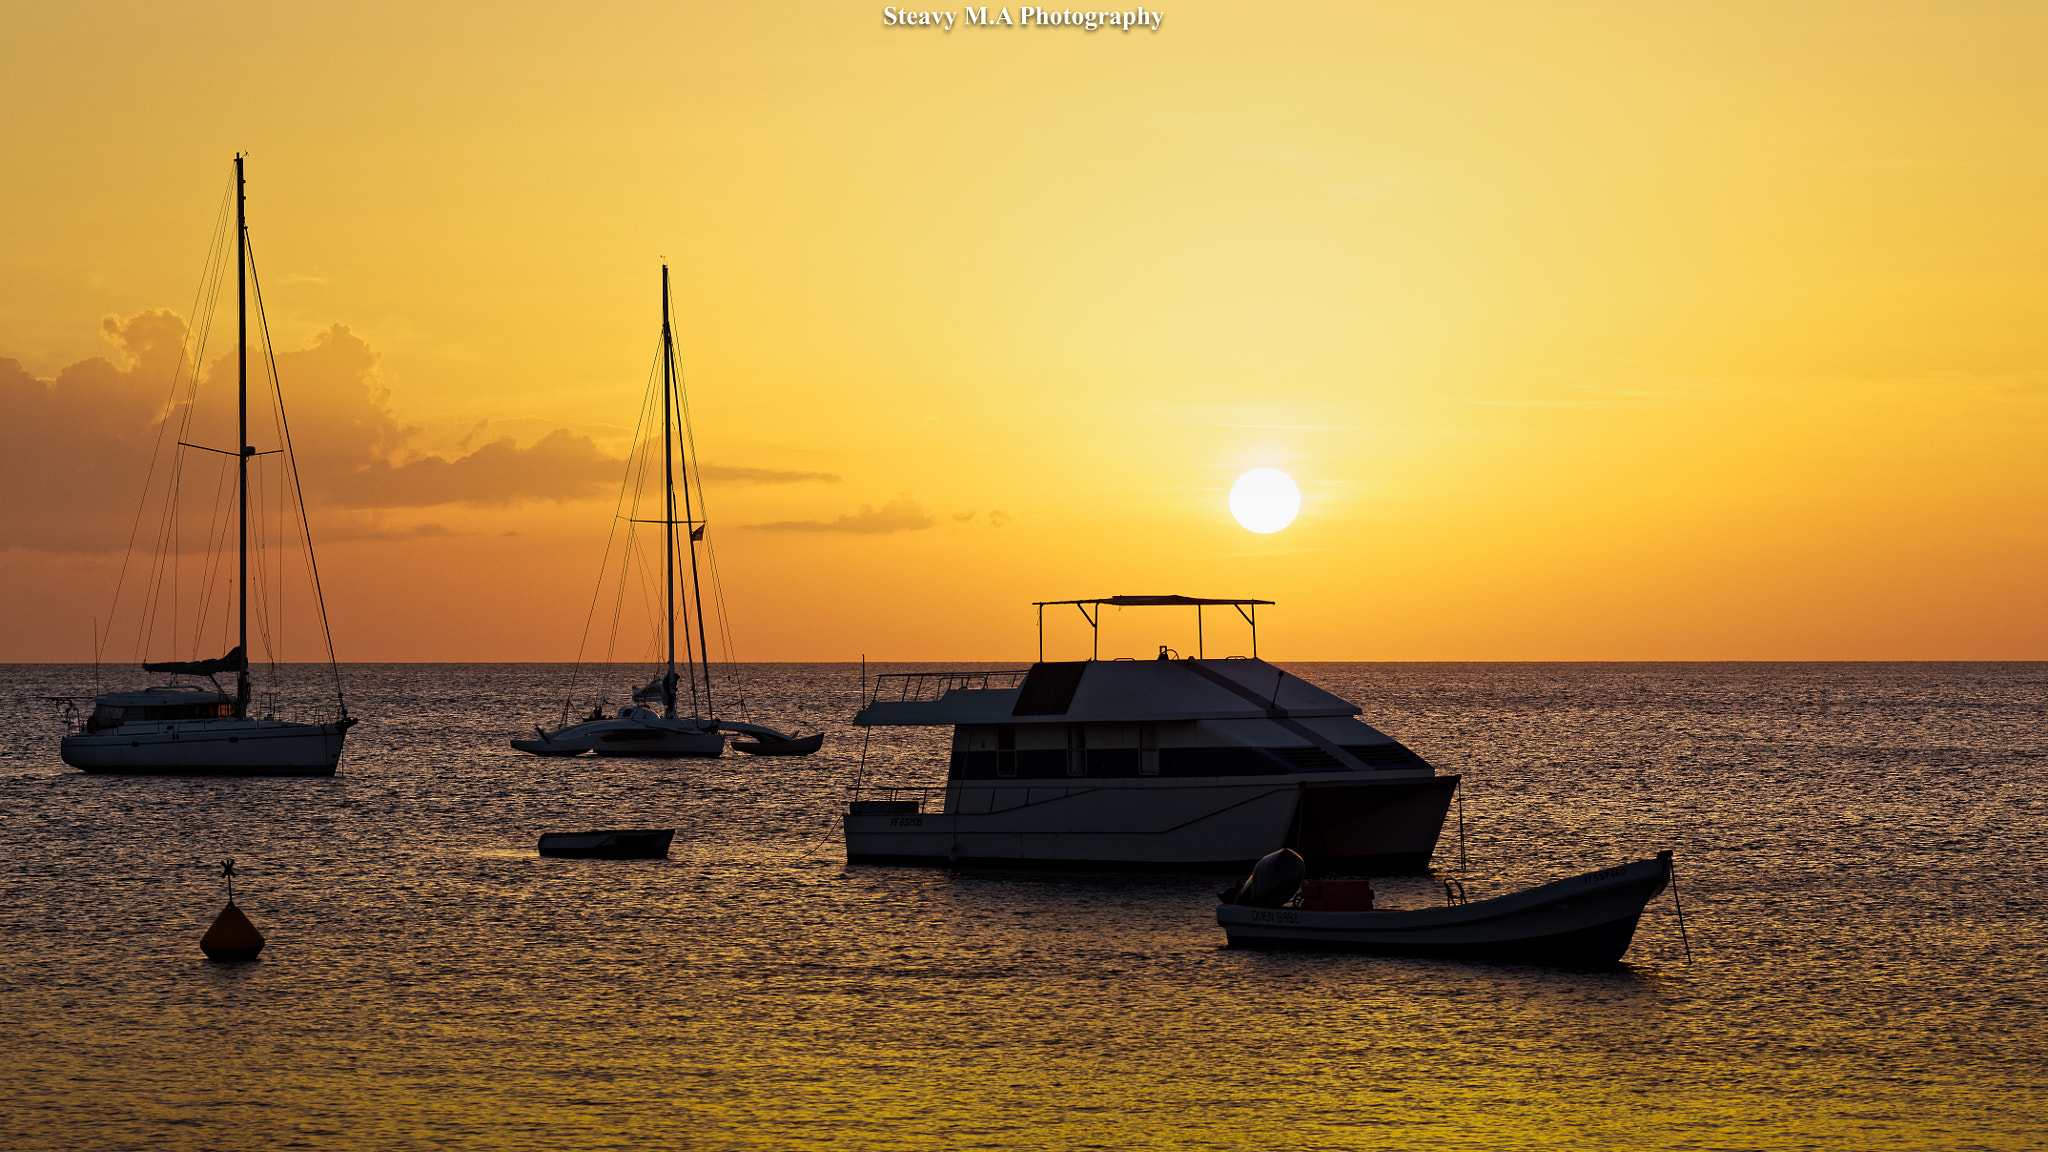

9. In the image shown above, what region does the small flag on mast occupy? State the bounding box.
[690,525,705,541]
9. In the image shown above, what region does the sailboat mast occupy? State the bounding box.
[235,154,251,719]
[660,266,678,719]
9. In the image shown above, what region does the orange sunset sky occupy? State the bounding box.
[3,2,2044,662]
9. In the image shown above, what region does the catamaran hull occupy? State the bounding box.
[61,721,350,776]
[591,728,724,758]
[1216,856,1673,966]
[843,773,1456,871]
[511,718,725,758]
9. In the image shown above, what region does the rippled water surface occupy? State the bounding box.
[2,662,2044,1150]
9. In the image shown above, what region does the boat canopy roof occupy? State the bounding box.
[854,657,1361,727]
[1033,594,1275,660]
[1033,595,1275,608]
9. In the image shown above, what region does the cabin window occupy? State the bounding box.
[1066,723,1087,776]
[996,724,1016,778]
[1139,722,1160,776]
[134,703,231,721]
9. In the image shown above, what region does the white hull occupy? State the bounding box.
[511,717,724,758]
[843,772,1456,870]
[61,718,351,776]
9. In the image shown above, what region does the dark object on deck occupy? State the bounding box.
[1233,847,1306,908]
[538,828,675,859]
[201,902,266,961]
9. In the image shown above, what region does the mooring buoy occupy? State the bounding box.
[200,858,266,962]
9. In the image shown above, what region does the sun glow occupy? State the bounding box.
[1228,469,1300,534]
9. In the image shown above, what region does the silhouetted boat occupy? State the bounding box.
[730,732,825,756]
[1216,850,1675,965]
[510,266,820,760]
[59,156,357,776]
[537,828,675,859]
[844,596,1458,871]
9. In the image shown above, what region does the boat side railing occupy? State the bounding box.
[865,669,1029,706]
[846,784,946,813]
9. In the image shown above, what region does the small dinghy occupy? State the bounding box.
[1217,849,1675,966]
[537,828,675,860]
[728,731,824,756]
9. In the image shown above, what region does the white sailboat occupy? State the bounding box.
[60,156,357,777]
[512,265,818,759]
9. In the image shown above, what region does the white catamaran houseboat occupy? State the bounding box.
[845,596,1458,872]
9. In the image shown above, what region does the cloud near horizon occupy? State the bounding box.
[700,464,841,485]
[747,495,936,534]
[0,312,832,552]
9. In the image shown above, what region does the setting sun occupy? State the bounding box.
[1229,468,1301,534]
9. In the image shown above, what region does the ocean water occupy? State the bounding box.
[1,661,2043,1151]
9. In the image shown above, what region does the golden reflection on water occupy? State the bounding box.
[2,662,2043,1150]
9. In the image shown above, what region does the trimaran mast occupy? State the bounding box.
[659,265,716,722]
[662,268,677,717]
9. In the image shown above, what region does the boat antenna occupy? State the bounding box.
[659,265,680,720]
[234,154,251,720]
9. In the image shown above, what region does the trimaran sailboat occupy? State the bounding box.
[59,156,357,776]
[511,266,820,758]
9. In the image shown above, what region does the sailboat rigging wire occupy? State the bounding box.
[605,531,640,665]
[611,359,667,668]
[256,272,297,678]
[248,463,280,669]
[601,339,668,674]
[566,335,662,705]
[247,236,348,712]
[145,181,239,665]
[623,522,666,666]
[669,332,715,717]
[702,539,749,720]
[105,171,234,669]
[666,341,708,719]
[192,453,236,656]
